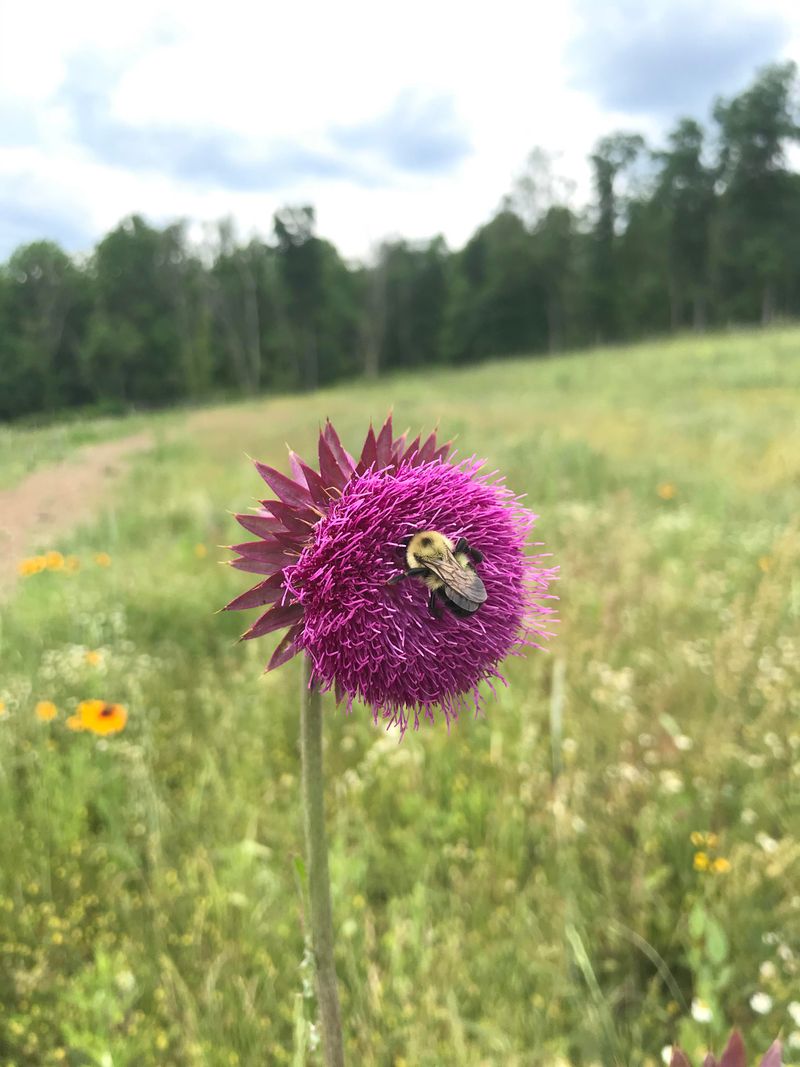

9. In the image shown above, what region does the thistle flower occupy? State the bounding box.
[669,1030,781,1067]
[226,415,556,730]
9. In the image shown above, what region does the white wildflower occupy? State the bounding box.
[756,832,779,854]
[750,991,773,1014]
[691,997,713,1023]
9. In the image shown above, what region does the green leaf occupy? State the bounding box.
[688,903,706,939]
[705,917,728,964]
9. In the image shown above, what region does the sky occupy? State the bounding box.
[0,0,798,263]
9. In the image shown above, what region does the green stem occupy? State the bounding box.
[300,657,345,1066]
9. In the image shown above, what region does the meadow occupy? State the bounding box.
[0,327,799,1066]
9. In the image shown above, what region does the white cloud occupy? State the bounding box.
[0,0,798,259]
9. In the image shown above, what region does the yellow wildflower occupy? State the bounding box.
[712,857,731,874]
[65,715,85,732]
[44,551,65,571]
[657,483,677,500]
[0,700,6,717]
[94,552,112,567]
[35,701,58,722]
[85,650,103,667]
[690,831,705,847]
[77,699,128,736]
[693,851,710,871]
[705,832,719,849]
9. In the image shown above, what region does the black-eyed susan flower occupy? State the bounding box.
[77,700,127,735]
[35,701,57,722]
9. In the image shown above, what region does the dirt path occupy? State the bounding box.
[0,432,152,594]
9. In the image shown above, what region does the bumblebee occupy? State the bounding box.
[388,530,487,618]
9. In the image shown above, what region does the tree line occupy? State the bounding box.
[1,61,799,422]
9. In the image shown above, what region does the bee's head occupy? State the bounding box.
[407,530,453,565]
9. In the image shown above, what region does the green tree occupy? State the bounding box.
[713,61,800,322]
[588,132,646,341]
[82,216,184,406]
[654,119,715,330]
[0,241,89,418]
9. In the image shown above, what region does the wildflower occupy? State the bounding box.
[669,1031,781,1067]
[65,715,84,732]
[711,857,731,874]
[0,700,6,717]
[64,556,80,573]
[194,544,208,559]
[750,992,774,1014]
[226,416,556,730]
[657,482,677,500]
[44,550,65,571]
[77,700,127,735]
[85,650,103,667]
[94,552,111,567]
[690,831,706,847]
[693,851,710,871]
[691,997,713,1023]
[35,701,57,722]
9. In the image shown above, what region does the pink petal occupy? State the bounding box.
[229,557,286,576]
[262,499,317,533]
[719,1032,746,1067]
[242,602,304,640]
[323,420,355,476]
[399,434,421,465]
[318,433,348,490]
[254,461,314,509]
[702,1055,718,1067]
[234,512,284,538]
[297,461,332,511]
[417,431,438,463]
[224,572,286,611]
[267,623,303,671]
[760,1041,782,1067]
[670,1049,693,1067]
[229,540,293,564]
[375,414,393,466]
[359,423,378,469]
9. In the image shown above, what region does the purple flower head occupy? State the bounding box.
[225,415,557,731]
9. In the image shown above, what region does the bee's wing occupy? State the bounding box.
[424,553,487,611]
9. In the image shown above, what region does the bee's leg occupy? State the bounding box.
[387,567,427,586]
[428,589,444,618]
[456,537,484,565]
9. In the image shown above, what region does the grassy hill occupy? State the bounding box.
[1,327,799,1065]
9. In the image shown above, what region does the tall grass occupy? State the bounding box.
[0,327,798,1064]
